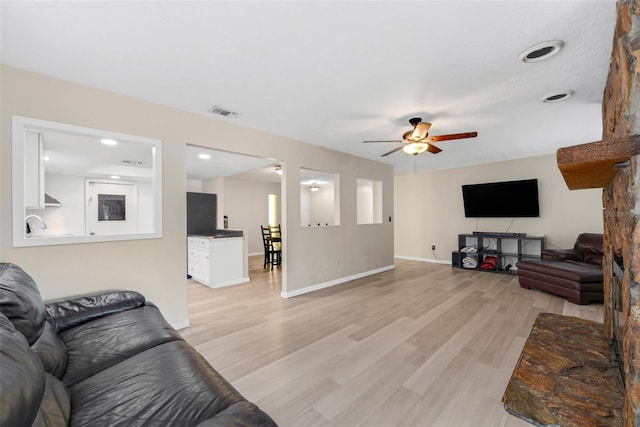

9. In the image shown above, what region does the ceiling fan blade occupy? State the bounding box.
[381,146,405,157]
[363,140,403,143]
[426,144,442,154]
[427,132,478,142]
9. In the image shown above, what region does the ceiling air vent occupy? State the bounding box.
[122,160,145,166]
[208,105,238,118]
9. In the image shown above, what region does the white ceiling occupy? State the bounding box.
[186,145,277,181]
[1,1,617,177]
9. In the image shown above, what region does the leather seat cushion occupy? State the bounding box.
[516,260,602,283]
[0,263,46,345]
[69,340,269,427]
[32,320,68,379]
[0,313,45,427]
[60,305,183,386]
[33,373,72,426]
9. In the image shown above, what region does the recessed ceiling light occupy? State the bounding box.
[101,138,118,146]
[198,153,211,160]
[542,90,574,103]
[519,40,564,63]
[42,155,50,161]
[110,175,120,179]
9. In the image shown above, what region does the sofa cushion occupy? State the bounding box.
[61,305,183,386]
[574,233,604,266]
[0,312,46,427]
[517,269,603,292]
[0,262,46,345]
[32,320,68,379]
[516,260,603,283]
[574,233,604,254]
[69,340,275,427]
[32,373,71,427]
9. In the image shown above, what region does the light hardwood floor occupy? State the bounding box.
[180,256,604,427]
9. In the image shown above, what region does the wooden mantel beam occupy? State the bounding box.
[556,135,640,190]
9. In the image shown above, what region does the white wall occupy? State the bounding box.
[306,186,335,226]
[26,174,155,237]
[26,174,85,237]
[186,179,202,193]
[217,177,281,255]
[137,180,154,233]
[1,66,394,325]
[394,154,603,263]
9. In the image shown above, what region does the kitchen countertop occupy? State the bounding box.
[189,229,243,238]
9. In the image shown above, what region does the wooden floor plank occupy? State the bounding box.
[182,256,605,426]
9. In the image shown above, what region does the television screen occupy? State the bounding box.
[462,179,539,218]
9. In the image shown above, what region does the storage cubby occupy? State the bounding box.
[453,232,545,275]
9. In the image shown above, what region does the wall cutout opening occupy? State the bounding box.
[357,179,383,224]
[300,168,339,227]
[12,115,162,247]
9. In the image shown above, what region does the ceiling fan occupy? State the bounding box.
[363,117,478,156]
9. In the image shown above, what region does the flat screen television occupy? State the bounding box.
[187,192,217,235]
[462,179,539,218]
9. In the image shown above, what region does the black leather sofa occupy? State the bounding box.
[0,262,277,427]
[516,233,604,305]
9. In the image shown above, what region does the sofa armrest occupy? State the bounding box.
[45,291,146,332]
[542,249,583,262]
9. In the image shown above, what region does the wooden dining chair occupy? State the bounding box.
[268,224,282,267]
[261,225,282,270]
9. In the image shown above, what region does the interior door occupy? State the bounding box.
[86,180,138,235]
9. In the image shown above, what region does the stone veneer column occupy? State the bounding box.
[601,0,640,424]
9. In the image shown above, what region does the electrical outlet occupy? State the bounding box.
[431,245,436,250]
[336,259,340,265]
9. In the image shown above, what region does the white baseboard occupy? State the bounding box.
[394,255,451,265]
[209,277,250,288]
[281,264,395,298]
[172,319,190,330]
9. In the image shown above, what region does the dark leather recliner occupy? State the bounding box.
[0,263,278,427]
[516,233,604,305]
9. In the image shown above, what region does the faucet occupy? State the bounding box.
[25,215,47,237]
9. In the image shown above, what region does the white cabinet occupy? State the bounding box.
[24,131,45,210]
[187,236,248,288]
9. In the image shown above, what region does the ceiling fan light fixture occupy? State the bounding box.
[412,122,431,140]
[310,183,319,192]
[403,143,428,156]
[275,165,282,175]
[519,40,564,63]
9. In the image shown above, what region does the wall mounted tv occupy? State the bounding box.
[462,179,539,218]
